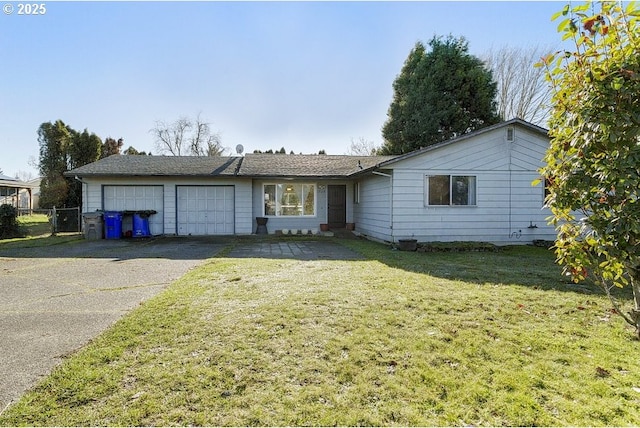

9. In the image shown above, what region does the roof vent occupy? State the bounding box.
[235,144,244,155]
[506,126,515,142]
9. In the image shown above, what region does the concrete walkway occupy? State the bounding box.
[227,240,364,260]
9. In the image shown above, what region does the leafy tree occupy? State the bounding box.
[70,130,102,169]
[151,114,224,156]
[483,45,552,126]
[252,148,297,154]
[123,146,150,155]
[38,120,73,208]
[102,137,124,158]
[67,129,102,207]
[380,36,500,155]
[37,121,102,208]
[538,1,640,337]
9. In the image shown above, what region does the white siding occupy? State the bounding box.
[353,173,393,242]
[80,176,253,236]
[390,170,555,244]
[250,179,354,233]
[358,123,556,245]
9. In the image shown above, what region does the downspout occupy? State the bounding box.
[74,175,88,213]
[234,156,244,235]
[74,175,88,233]
[506,132,521,241]
[372,170,393,238]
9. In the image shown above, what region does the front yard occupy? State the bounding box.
[1,238,639,426]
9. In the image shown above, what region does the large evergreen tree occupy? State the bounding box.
[38,120,73,208]
[37,121,102,208]
[380,36,500,155]
[67,129,102,207]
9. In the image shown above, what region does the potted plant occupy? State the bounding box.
[255,216,268,234]
[320,223,329,232]
[346,222,355,231]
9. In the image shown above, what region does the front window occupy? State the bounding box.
[426,175,476,206]
[264,183,315,216]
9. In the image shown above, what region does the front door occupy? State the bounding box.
[327,185,346,228]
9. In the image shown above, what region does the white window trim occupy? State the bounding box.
[263,183,317,217]
[353,181,360,204]
[424,175,477,207]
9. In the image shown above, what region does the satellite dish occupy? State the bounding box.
[235,144,244,155]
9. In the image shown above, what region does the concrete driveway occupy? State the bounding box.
[0,237,227,411]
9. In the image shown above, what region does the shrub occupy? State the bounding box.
[0,204,20,238]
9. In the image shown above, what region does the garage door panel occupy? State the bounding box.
[103,185,164,235]
[177,186,234,236]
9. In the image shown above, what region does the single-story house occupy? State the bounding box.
[0,174,36,211]
[66,118,556,245]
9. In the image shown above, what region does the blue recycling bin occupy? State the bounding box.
[132,213,151,237]
[103,211,123,239]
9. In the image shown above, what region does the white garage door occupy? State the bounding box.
[177,186,235,235]
[103,185,164,235]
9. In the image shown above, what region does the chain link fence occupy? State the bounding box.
[18,207,81,233]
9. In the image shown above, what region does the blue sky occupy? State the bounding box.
[0,1,566,178]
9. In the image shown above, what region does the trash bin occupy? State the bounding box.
[132,213,151,237]
[82,212,103,240]
[103,211,123,239]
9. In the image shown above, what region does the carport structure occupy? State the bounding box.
[0,174,34,211]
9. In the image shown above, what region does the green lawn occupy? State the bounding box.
[1,238,639,426]
[0,214,82,248]
[16,214,52,237]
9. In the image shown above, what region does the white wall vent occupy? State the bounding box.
[506,126,515,142]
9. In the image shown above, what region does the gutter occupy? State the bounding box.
[74,175,89,213]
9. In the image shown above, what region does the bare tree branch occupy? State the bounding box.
[483,45,553,127]
[151,115,225,156]
[346,137,379,156]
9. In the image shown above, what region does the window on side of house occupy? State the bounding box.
[263,183,316,217]
[425,175,477,206]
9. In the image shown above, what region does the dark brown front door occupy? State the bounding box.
[327,185,346,228]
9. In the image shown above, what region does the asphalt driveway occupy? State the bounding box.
[0,237,228,411]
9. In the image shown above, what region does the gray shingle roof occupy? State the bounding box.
[370,118,549,169]
[0,174,32,188]
[0,174,18,181]
[66,155,243,177]
[238,154,396,178]
[67,153,398,178]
